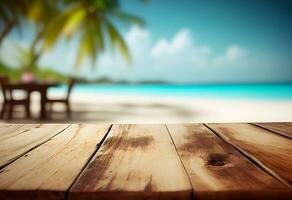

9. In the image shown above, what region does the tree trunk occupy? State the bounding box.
[0,20,16,47]
[29,30,43,69]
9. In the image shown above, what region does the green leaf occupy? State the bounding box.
[111,9,145,26]
[106,20,131,63]
[93,20,104,51]
[43,5,82,50]
[75,29,97,68]
[28,0,43,21]
[42,14,67,50]
[62,7,86,37]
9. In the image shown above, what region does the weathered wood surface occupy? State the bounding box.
[0,124,24,137]
[206,123,292,188]
[0,124,111,200]
[0,123,291,200]
[167,124,291,200]
[0,124,37,140]
[253,122,292,139]
[69,124,192,200]
[0,124,69,167]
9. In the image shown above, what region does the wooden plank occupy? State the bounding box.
[167,124,291,200]
[69,124,192,200]
[0,124,25,138]
[0,124,111,200]
[0,124,42,140]
[0,124,18,130]
[253,122,292,139]
[206,123,292,188]
[0,124,69,167]
[0,124,14,129]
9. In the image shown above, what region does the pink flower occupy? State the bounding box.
[21,72,35,83]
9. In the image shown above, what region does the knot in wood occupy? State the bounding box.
[207,153,227,166]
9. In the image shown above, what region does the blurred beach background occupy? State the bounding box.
[0,0,292,123]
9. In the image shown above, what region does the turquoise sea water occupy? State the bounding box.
[50,83,292,100]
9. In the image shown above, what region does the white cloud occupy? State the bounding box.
[149,28,214,68]
[226,45,245,60]
[149,28,246,69]
[214,45,246,65]
[78,26,249,81]
[126,26,150,50]
[151,29,192,57]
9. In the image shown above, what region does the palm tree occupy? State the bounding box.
[0,0,146,69]
[0,0,58,68]
[42,0,145,68]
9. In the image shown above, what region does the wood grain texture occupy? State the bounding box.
[167,124,291,200]
[206,123,292,188]
[0,124,111,200]
[69,124,192,200]
[0,124,68,167]
[0,124,35,140]
[253,122,292,139]
[0,124,24,137]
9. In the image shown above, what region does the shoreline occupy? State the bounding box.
[1,92,292,123]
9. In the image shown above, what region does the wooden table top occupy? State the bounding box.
[0,123,291,200]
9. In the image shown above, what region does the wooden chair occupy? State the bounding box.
[0,77,31,119]
[46,78,75,118]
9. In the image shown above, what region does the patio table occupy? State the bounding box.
[5,82,59,120]
[0,122,291,200]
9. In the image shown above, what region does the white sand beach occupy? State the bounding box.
[1,92,292,123]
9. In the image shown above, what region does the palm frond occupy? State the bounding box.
[28,0,43,21]
[43,4,88,49]
[75,29,97,68]
[62,7,86,37]
[42,14,68,50]
[105,20,131,63]
[93,20,104,51]
[111,9,145,26]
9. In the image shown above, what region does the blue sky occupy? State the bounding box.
[123,0,292,53]
[1,0,292,83]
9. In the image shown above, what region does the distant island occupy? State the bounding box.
[0,62,170,84]
[1,63,291,85]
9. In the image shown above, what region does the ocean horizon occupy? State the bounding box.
[50,83,292,100]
